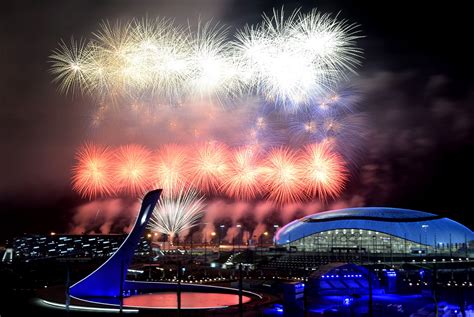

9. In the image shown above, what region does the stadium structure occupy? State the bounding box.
[275,207,474,257]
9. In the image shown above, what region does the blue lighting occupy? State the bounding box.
[264,303,284,315]
[276,207,474,248]
[386,271,397,277]
[274,304,284,313]
[342,297,353,306]
[322,274,363,279]
[69,190,162,298]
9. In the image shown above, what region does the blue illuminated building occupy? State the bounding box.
[275,207,474,256]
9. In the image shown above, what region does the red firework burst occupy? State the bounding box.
[152,144,190,197]
[112,144,153,196]
[188,141,230,194]
[72,143,115,199]
[263,147,306,205]
[220,147,265,200]
[300,141,347,200]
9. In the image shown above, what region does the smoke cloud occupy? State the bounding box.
[67,70,474,238]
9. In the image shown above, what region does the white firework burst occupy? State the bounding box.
[187,21,241,102]
[147,187,205,242]
[50,9,362,110]
[232,8,362,111]
[49,38,93,94]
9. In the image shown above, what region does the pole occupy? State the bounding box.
[449,233,452,258]
[303,235,306,266]
[465,234,468,258]
[120,260,124,314]
[204,238,207,264]
[433,263,438,317]
[372,236,376,265]
[239,263,243,317]
[404,233,407,263]
[177,262,182,316]
[390,235,393,266]
[368,268,373,317]
[65,263,70,315]
[238,226,241,253]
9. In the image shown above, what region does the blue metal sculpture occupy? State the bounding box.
[69,189,162,298]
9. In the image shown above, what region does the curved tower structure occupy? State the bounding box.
[69,189,162,297]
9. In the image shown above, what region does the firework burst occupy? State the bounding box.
[148,187,205,242]
[72,143,115,199]
[300,141,347,200]
[188,21,240,102]
[49,38,92,94]
[112,144,152,196]
[188,142,230,194]
[232,8,362,110]
[152,144,190,197]
[50,9,362,110]
[263,147,306,205]
[220,147,265,200]
[72,142,352,203]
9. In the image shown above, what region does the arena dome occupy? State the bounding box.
[275,207,473,255]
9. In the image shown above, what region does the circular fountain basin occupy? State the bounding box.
[123,291,252,309]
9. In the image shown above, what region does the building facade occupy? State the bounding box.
[13,234,151,260]
[275,207,474,256]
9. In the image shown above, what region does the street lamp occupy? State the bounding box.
[236,224,242,251]
[273,225,279,248]
[260,232,269,258]
[421,224,429,254]
[219,225,225,246]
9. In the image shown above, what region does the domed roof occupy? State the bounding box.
[275,207,474,247]
[304,207,438,222]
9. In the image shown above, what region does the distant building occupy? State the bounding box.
[12,234,151,261]
[1,247,13,263]
[275,207,474,256]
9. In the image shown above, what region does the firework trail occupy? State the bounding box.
[148,187,206,243]
[300,141,348,200]
[72,143,115,199]
[112,144,153,196]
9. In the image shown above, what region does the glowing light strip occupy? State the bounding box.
[39,299,138,313]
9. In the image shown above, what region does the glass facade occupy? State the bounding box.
[285,229,471,256]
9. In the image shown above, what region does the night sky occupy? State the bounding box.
[1,0,473,243]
